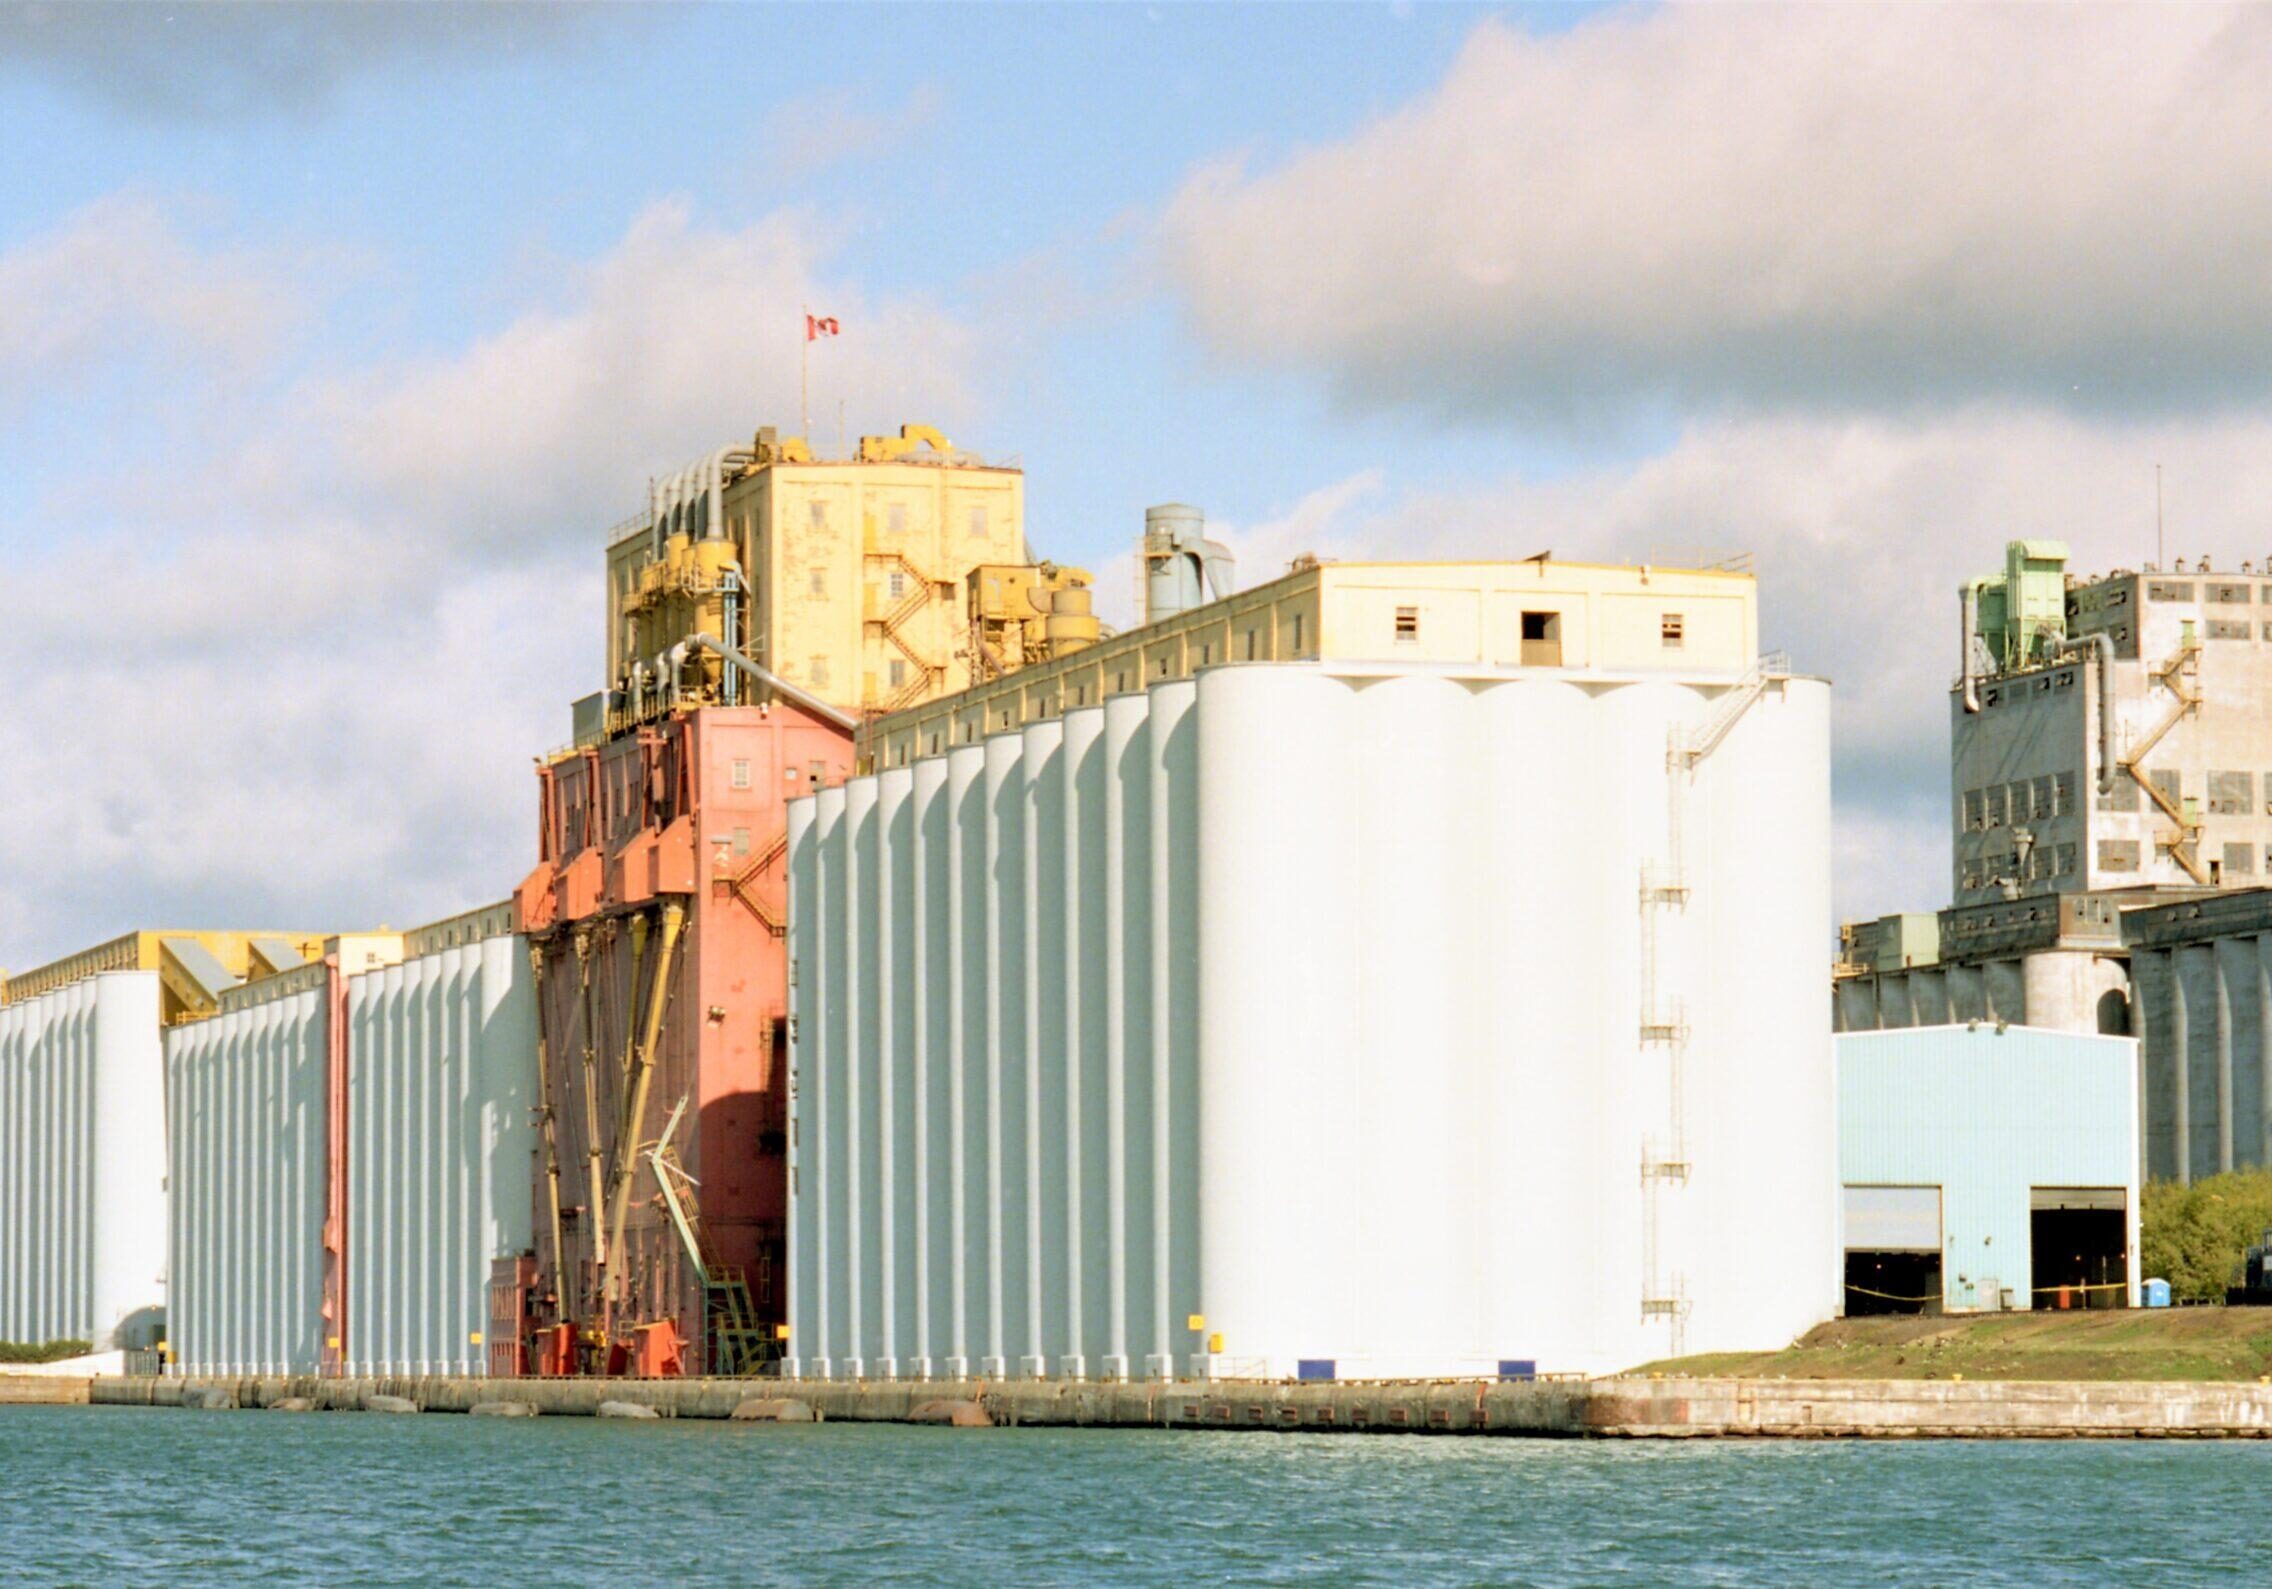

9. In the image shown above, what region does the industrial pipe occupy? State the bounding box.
[529,945,567,1294]
[682,632,858,731]
[2085,632,2117,795]
[604,901,686,1302]
[575,931,606,1272]
[1960,584,1981,714]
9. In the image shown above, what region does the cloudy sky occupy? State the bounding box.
[6,1,2272,971]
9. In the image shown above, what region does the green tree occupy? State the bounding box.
[2141,1170,2272,1302]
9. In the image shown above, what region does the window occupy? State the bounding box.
[809,567,827,597]
[888,571,907,600]
[809,500,829,528]
[2031,776,2055,820]
[732,826,752,857]
[2226,843,2257,876]
[2097,779,2140,813]
[1520,610,1562,666]
[1394,605,1420,642]
[2210,619,2251,640]
[2211,582,2253,604]
[1985,786,2007,827]
[2150,769,2182,807]
[886,503,909,536]
[730,759,751,790]
[1292,613,1306,653]
[2056,843,2078,875]
[1200,643,1213,665]
[2209,771,2254,815]
[1244,630,1257,661]
[809,655,830,688]
[1661,613,1685,648]
[2147,580,2195,602]
[967,505,988,539]
[887,659,906,688]
[2053,771,2076,814]
[1963,789,1986,832]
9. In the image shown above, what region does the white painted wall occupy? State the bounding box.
[789,662,1837,1379]
[0,973,166,1350]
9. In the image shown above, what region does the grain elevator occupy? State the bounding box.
[787,545,1837,1380]
[507,421,1100,1374]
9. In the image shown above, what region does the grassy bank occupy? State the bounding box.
[1632,1308,2272,1382]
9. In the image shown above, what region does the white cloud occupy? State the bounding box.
[1203,410,2272,923]
[302,199,977,552]
[1163,5,2272,420]
[0,192,309,389]
[759,82,944,173]
[0,195,981,970]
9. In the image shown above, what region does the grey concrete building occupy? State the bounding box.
[2122,889,2272,1183]
[1954,544,2272,906]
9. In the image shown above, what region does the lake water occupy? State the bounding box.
[4,1404,2264,1584]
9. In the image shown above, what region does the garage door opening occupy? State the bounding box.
[1842,1184,1943,1316]
[1843,1250,1943,1316]
[2031,1187,2128,1309]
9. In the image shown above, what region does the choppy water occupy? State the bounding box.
[3,1404,2265,1584]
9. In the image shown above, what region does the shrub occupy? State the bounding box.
[2141,1170,2272,1302]
[0,1339,94,1365]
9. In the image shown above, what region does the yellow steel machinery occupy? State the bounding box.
[967,560,1102,679]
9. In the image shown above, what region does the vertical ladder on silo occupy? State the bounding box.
[1639,653,1791,1358]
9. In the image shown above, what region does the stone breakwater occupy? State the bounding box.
[72,1373,2272,1437]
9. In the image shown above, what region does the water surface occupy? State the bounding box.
[4,1404,2261,1584]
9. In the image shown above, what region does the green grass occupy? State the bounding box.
[0,1339,93,1366]
[1629,1308,2272,1382]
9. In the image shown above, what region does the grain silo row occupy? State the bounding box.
[164,910,535,1377]
[787,660,1840,1379]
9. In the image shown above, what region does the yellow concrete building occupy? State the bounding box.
[861,555,1759,770]
[605,424,1032,722]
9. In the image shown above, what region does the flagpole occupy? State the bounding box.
[800,304,810,442]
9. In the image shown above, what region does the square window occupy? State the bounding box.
[1661,613,1685,647]
[1394,605,1420,642]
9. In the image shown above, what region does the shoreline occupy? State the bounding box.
[10,1373,2266,1437]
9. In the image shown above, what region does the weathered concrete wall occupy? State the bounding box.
[89,1374,2272,1437]
[0,1374,91,1405]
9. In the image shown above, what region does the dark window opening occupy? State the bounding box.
[2031,1198,2128,1309]
[1844,1251,1942,1317]
[1520,610,1563,666]
[1394,605,1420,642]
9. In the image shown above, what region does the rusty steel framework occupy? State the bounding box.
[512,704,851,1375]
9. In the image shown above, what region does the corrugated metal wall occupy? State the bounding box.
[0,973,165,1349]
[166,972,327,1374]
[1837,1024,2139,1309]
[790,663,1838,1380]
[345,934,535,1376]
[162,932,535,1376]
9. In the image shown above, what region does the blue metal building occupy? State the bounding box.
[1837,1024,2139,1315]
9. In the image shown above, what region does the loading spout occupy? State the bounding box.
[604,901,686,1304]
[682,632,858,732]
[1960,584,1981,714]
[2084,632,2116,796]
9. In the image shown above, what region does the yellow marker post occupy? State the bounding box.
[1207,1332,1224,1355]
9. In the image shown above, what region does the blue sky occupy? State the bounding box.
[8,2,2272,966]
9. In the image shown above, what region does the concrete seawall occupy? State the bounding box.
[81,1373,2272,1437]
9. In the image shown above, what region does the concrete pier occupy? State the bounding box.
[78,1373,2272,1437]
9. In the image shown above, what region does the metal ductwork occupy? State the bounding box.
[1960,584,1982,714]
[1140,503,1236,626]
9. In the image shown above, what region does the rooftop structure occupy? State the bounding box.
[860,548,1760,772]
[2,928,336,1026]
[1954,542,2272,903]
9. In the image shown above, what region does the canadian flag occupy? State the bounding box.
[805,314,841,341]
